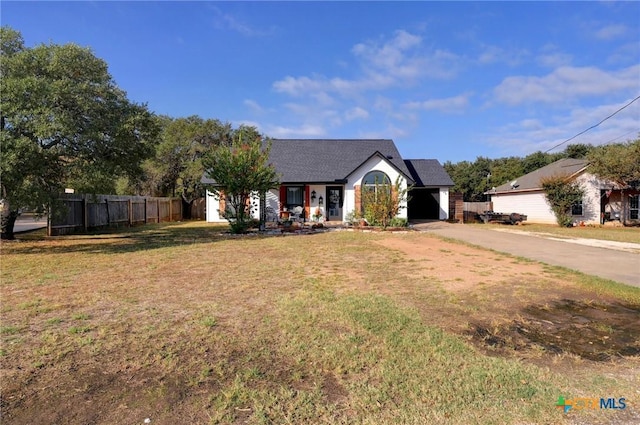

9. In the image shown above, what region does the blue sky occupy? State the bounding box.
[3,1,639,162]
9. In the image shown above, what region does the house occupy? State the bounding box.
[203,139,454,223]
[487,158,640,225]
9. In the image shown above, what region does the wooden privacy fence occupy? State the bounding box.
[463,201,493,223]
[49,194,182,236]
[449,193,464,223]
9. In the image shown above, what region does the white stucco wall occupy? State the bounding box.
[439,188,450,220]
[344,156,409,220]
[205,191,222,222]
[205,190,261,223]
[307,184,327,219]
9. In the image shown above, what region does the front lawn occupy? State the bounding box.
[1,222,638,424]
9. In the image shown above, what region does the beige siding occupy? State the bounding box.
[492,192,556,224]
[573,173,602,224]
[491,172,612,225]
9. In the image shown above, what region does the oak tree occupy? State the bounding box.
[0,26,158,238]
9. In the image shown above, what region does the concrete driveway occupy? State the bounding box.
[415,222,640,288]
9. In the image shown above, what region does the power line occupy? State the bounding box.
[602,128,640,144]
[544,94,640,153]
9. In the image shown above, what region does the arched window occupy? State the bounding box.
[361,171,391,213]
[362,171,391,187]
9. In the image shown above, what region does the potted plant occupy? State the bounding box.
[312,207,324,222]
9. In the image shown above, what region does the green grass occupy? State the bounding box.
[494,222,640,244]
[273,290,561,425]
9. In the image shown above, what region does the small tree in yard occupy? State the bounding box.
[361,176,410,228]
[541,175,584,227]
[202,126,279,233]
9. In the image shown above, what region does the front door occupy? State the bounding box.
[327,186,343,221]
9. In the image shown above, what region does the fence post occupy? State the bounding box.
[169,198,173,222]
[47,201,52,237]
[157,199,161,223]
[144,198,148,223]
[128,198,133,226]
[83,195,88,232]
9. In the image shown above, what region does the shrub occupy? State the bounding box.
[360,176,410,228]
[389,217,408,228]
[541,175,584,227]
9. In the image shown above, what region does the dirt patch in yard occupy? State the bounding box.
[469,299,640,361]
[374,235,640,363]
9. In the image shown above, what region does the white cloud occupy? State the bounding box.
[493,65,640,105]
[606,41,640,65]
[483,98,640,155]
[283,102,339,120]
[594,24,629,40]
[405,94,470,113]
[477,45,503,64]
[476,44,530,67]
[345,107,369,121]
[536,45,573,68]
[536,52,573,68]
[232,119,262,131]
[352,30,427,80]
[312,91,336,106]
[372,96,394,112]
[272,75,325,96]
[272,29,461,99]
[359,124,409,140]
[266,124,326,138]
[209,6,276,37]
[244,99,264,114]
[519,119,544,130]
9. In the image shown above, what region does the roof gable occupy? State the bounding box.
[404,159,454,187]
[344,150,415,184]
[267,139,413,183]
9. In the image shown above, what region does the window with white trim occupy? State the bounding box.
[630,194,639,220]
[571,200,583,216]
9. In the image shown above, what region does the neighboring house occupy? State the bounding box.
[487,158,640,225]
[202,139,454,223]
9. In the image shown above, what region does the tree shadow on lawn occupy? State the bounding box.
[3,221,329,255]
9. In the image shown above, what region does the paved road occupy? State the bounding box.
[13,216,47,234]
[415,222,640,288]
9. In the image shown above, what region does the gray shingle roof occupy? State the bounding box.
[491,158,589,193]
[202,139,454,187]
[404,159,454,187]
[265,139,414,183]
